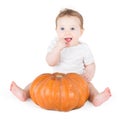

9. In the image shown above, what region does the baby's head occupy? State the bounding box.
[55,8,84,46]
[55,8,84,29]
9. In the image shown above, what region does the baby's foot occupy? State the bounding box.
[92,87,111,106]
[10,81,28,101]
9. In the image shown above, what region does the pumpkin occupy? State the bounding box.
[30,72,89,111]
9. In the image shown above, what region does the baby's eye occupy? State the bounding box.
[71,27,75,30]
[60,27,64,30]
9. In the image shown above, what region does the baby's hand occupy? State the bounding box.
[82,72,92,82]
[56,39,68,50]
[82,63,95,82]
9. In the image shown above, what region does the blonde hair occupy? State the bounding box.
[55,8,84,29]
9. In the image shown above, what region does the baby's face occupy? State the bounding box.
[56,16,83,46]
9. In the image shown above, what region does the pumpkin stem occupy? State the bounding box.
[54,73,65,79]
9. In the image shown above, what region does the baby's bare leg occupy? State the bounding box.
[88,82,111,106]
[10,81,31,101]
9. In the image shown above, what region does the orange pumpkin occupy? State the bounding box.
[30,72,89,111]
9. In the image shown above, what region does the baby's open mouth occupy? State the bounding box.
[64,38,72,42]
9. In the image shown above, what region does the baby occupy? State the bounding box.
[10,8,111,106]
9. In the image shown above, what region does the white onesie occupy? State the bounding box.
[47,39,94,74]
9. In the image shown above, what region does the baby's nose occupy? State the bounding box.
[65,30,71,35]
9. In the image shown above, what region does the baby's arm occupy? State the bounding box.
[46,40,67,66]
[82,63,96,82]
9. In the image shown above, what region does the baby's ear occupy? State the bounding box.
[80,29,84,35]
[82,29,84,33]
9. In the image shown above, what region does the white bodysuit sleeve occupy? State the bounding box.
[47,38,57,53]
[83,44,94,65]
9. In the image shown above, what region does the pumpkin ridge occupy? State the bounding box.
[36,75,54,109]
[66,73,89,108]
[60,75,71,111]
[30,74,51,104]
[30,73,52,107]
[65,74,82,109]
[51,75,61,110]
[59,77,62,111]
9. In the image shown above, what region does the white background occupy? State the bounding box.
[0,0,120,119]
